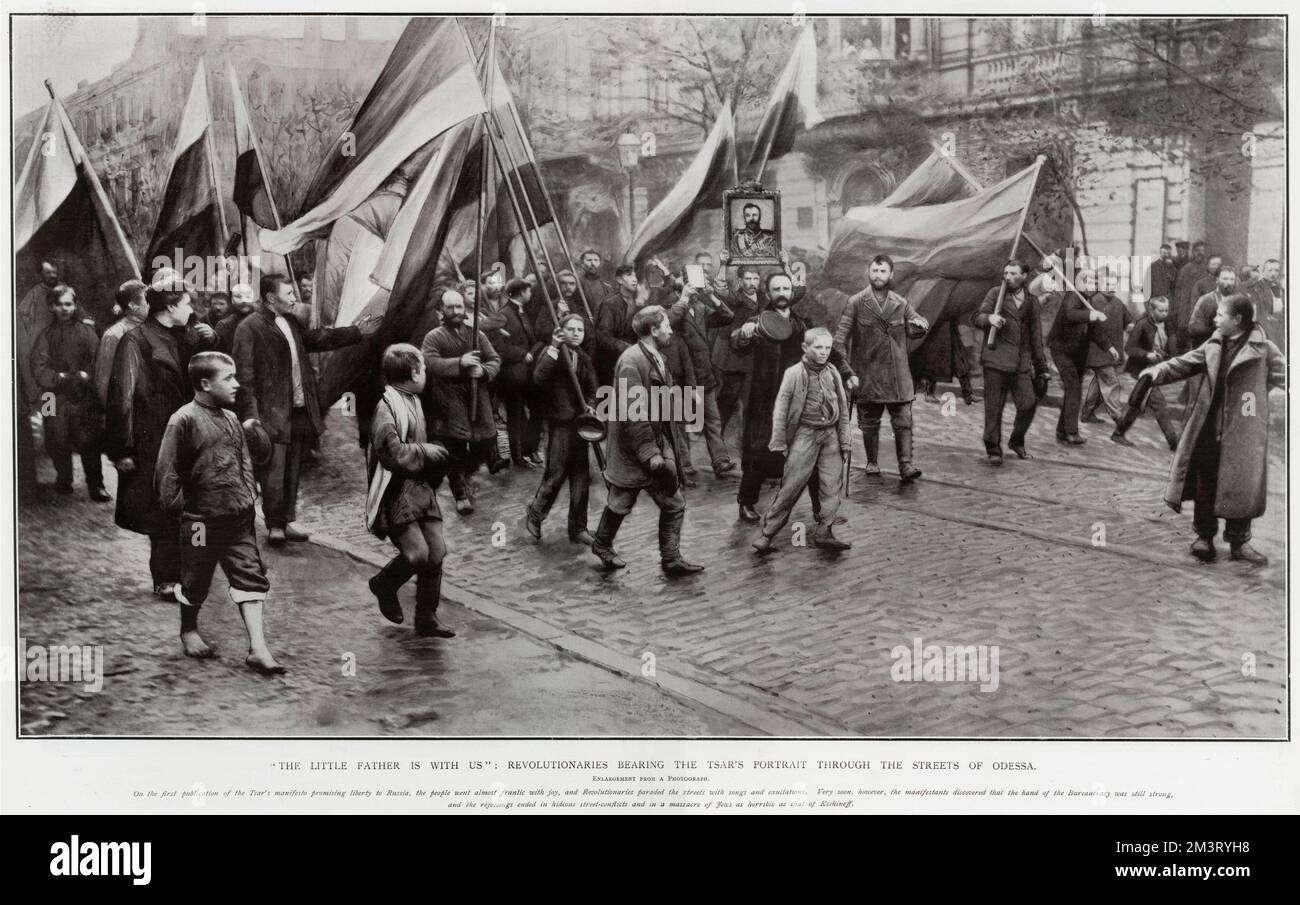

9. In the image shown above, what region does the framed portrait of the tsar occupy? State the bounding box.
[723,188,782,266]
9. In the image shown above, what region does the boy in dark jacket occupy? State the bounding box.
[366,344,454,638]
[33,285,109,500]
[154,352,283,673]
[525,314,599,544]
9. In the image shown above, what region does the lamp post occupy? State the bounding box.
[617,131,641,234]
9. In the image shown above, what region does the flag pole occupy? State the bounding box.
[499,86,597,321]
[468,21,497,425]
[200,60,230,255]
[46,80,141,280]
[484,111,606,473]
[930,140,1096,316]
[984,156,1041,349]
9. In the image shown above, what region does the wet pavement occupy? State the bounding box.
[16,380,1288,738]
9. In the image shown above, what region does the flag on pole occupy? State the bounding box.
[624,100,736,266]
[745,26,824,175]
[227,58,286,282]
[146,59,226,270]
[824,159,1042,288]
[15,91,141,332]
[259,17,487,255]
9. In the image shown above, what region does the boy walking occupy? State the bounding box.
[366,345,455,638]
[525,314,599,544]
[752,328,852,555]
[155,352,284,674]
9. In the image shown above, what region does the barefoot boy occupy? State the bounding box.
[366,344,455,637]
[752,327,853,555]
[155,352,284,674]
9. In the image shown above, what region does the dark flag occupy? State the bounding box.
[145,59,227,272]
[15,92,140,332]
[227,57,286,281]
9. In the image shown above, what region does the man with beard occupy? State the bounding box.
[216,282,257,352]
[1145,243,1178,301]
[731,273,828,528]
[105,273,218,601]
[1171,243,1209,351]
[533,269,595,349]
[206,290,231,328]
[834,255,929,482]
[730,202,777,259]
[578,249,613,314]
[973,259,1050,464]
[1120,295,1180,450]
[1188,264,1239,348]
[1079,267,1133,426]
[232,274,376,546]
[421,290,504,515]
[713,265,771,446]
[590,305,704,577]
[592,264,642,385]
[1047,268,1106,445]
[1250,258,1285,356]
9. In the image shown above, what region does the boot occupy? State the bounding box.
[659,508,704,576]
[1190,537,1217,562]
[414,567,454,637]
[863,427,880,476]
[369,556,413,624]
[958,374,976,405]
[591,508,627,570]
[896,428,921,482]
[1230,542,1268,565]
[812,525,852,551]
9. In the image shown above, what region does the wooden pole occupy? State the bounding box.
[468,22,497,425]
[484,119,606,473]
[499,91,596,321]
[985,156,1043,349]
[930,140,1097,314]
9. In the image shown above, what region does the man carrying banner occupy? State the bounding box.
[973,259,1050,465]
[834,255,929,482]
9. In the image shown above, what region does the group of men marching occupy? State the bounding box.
[16,234,1286,671]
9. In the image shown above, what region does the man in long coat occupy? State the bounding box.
[104,276,216,600]
[834,255,929,481]
[730,273,817,524]
[1141,293,1285,565]
[421,289,503,514]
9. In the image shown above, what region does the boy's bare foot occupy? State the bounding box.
[246,651,286,675]
[181,630,215,659]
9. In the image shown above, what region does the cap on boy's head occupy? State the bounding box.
[506,278,530,299]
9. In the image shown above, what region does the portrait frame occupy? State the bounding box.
[723,188,782,267]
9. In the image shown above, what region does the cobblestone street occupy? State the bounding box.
[17,386,1287,738]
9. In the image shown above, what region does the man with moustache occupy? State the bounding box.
[1145,243,1178,301]
[232,273,377,546]
[1188,264,1239,348]
[578,249,614,314]
[533,269,595,347]
[1250,258,1285,357]
[1079,267,1133,427]
[731,273,826,526]
[1046,268,1107,445]
[834,255,929,482]
[973,259,1050,464]
[590,305,704,577]
[1120,295,1180,450]
[215,283,257,352]
[668,276,736,477]
[491,278,544,468]
[730,202,778,259]
[421,289,504,515]
[592,264,643,385]
[1171,242,1209,351]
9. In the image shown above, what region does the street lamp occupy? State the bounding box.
[617,131,641,232]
